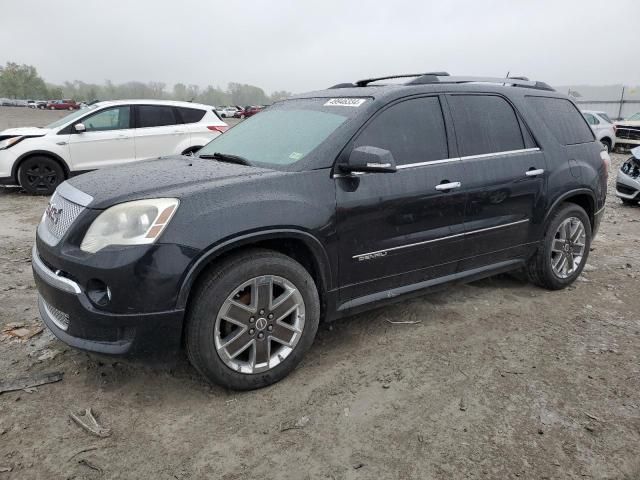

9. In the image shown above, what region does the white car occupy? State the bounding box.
[0,99,228,194]
[582,110,616,153]
[216,106,238,118]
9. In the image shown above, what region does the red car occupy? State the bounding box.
[241,106,263,118]
[46,99,80,110]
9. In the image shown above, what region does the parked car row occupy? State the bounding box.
[0,99,228,194]
[215,105,267,118]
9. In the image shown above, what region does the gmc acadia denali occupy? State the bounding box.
[32,73,608,390]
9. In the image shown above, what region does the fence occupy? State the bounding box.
[574,99,639,120]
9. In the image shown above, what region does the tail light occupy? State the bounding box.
[207,126,228,133]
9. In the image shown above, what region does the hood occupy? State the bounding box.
[615,120,640,127]
[66,156,281,209]
[0,126,50,138]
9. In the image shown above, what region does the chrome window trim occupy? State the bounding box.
[352,219,530,260]
[336,148,541,177]
[56,181,94,207]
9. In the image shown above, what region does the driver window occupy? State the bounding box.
[82,106,131,132]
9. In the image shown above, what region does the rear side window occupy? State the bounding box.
[178,107,206,124]
[353,97,449,165]
[583,113,599,125]
[137,105,178,128]
[447,95,525,156]
[526,97,594,145]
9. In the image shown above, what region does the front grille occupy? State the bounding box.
[616,183,637,196]
[616,126,640,141]
[43,192,84,243]
[42,299,70,331]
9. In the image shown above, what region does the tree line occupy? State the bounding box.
[0,62,292,106]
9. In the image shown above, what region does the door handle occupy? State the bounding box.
[435,181,461,191]
[526,168,544,177]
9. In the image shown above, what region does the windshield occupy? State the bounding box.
[45,105,98,129]
[198,98,363,167]
[597,112,612,123]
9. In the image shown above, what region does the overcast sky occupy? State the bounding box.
[2,0,639,94]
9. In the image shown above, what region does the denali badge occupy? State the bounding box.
[45,203,63,225]
[356,251,388,261]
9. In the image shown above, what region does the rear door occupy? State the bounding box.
[68,105,135,170]
[446,94,547,268]
[336,95,468,303]
[133,105,187,159]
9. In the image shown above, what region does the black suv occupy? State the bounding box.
[32,73,608,390]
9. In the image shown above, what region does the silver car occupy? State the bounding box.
[616,146,640,205]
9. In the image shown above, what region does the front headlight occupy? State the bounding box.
[0,136,24,150]
[80,198,179,253]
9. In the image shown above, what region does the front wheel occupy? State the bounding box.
[18,156,65,195]
[185,249,320,390]
[527,203,592,290]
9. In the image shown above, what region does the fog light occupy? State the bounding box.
[87,279,111,307]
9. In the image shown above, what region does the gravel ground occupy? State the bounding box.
[0,106,639,480]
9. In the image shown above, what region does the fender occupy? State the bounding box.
[13,149,71,179]
[543,188,596,226]
[175,228,332,309]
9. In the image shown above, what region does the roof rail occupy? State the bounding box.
[333,73,554,92]
[355,72,450,87]
[406,75,554,91]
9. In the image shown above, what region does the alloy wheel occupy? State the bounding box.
[24,164,58,192]
[550,217,586,279]
[214,275,305,374]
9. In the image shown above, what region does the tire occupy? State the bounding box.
[17,155,65,195]
[526,203,592,290]
[49,106,55,110]
[621,198,638,206]
[601,138,611,153]
[185,249,320,390]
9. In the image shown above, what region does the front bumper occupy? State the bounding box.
[0,148,18,180]
[32,245,185,355]
[615,164,640,201]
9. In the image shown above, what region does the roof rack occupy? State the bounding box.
[354,72,450,87]
[331,73,554,91]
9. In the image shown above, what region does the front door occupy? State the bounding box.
[68,105,135,170]
[445,94,547,268]
[336,96,468,304]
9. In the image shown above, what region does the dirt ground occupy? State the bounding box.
[1,106,639,480]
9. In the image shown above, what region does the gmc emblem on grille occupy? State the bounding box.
[45,203,63,225]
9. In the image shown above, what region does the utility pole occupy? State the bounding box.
[618,86,625,120]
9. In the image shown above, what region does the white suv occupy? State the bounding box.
[0,99,228,194]
[582,110,616,153]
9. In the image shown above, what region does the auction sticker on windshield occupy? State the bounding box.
[324,98,367,107]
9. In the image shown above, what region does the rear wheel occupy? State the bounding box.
[601,138,611,153]
[185,249,320,390]
[17,156,65,195]
[527,203,591,290]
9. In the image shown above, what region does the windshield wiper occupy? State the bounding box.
[198,152,252,166]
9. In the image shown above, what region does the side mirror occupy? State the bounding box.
[74,123,86,133]
[342,146,397,173]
